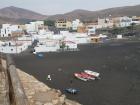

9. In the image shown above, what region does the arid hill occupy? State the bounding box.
[47,4,140,21]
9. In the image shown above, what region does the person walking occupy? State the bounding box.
[47,74,51,80]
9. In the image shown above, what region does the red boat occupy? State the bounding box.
[80,72,95,80]
[74,73,89,81]
[74,72,95,81]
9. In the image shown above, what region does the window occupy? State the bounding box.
[8,34,11,37]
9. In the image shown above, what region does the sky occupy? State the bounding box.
[0,0,140,15]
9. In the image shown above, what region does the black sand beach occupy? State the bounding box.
[13,41,140,105]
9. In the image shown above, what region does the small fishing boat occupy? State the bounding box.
[80,72,95,80]
[36,53,44,58]
[84,70,100,78]
[65,88,79,94]
[74,73,89,81]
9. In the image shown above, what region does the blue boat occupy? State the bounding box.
[65,88,79,94]
[36,53,44,58]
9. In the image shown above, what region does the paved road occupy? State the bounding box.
[13,42,140,105]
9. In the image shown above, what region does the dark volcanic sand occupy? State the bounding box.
[13,42,140,105]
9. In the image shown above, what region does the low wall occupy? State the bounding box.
[0,59,10,105]
[6,55,29,105]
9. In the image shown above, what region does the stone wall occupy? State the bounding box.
[0,60,10,105]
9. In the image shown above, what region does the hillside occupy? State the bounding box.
[0,6,46,20]
[47,4,140,21]
[0,16,21,25]
[0,16,36,25]
[0,4,140,24]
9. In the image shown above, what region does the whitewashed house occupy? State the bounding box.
[62,31,89,44]
[97,18,114,28]
[17,35,32,45]
[72,19,83,30]
[31,31,54,42]
[120,16,132,27]
[25,21,44,33]
[131,16,140,25]
[86,25,96,35]
[34,40,60,52]
[0,41,29,54]
[63,41,77,49]
[75,33,90,44]
[0,24,22,37]
[113,16,132,27]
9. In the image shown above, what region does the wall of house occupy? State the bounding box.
[72,19,81,30]
[25,21,44,33]
[0,43,29,53]
[98,18,114,28]
[34,44,60,52]
[55,20,72,29]
[0,24,22,37]
[65,43,77,49]
[113,16,132,27]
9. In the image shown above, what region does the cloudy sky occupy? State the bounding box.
[0,0,140,15]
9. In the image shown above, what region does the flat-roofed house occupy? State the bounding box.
[0,24,23,37]
[113,16,132,27]
[55,19,72,29]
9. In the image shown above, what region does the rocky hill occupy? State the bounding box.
[0,16,35,25]
[0,6,46,20]
[1,4,140,24]
[47,4,140,21]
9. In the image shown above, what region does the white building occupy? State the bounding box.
[63,41,77,49]
[34,40,60,52]
[72,19,83,30]
[32,31,54,42]
[131,16,140,25]
[86,25,96,35]
[97,18,114,28]
[114,16,132,27]
[0,41,30,54]
[74,33,90,44]
[120,16,132,27]
[63,32,90,44]
[17,35,32,45]
[0,24,22,37]
[33,31,90,53]
[25,21,44,33]
[117,35,123,39]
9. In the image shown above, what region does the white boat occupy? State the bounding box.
[84,70,100,77]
